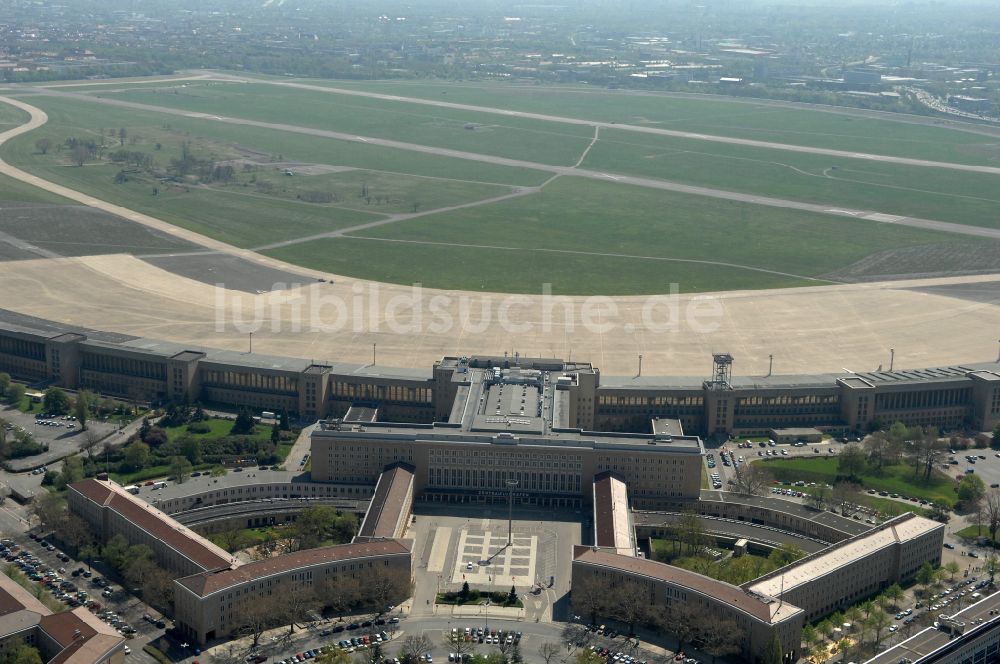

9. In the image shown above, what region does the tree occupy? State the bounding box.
[987,555,1000,586]
[0,372,10,397]
[74,392,90,431]
[59,455,85,487]
[915,562,936,592]
[732,462,770,496]
[118,127,127,146]
[768,543,806,567]
[231,409,255,435]
[573,653,604,664]
[170,455,193,483]
[401,635,433,663]
[761,633,782,664]
[610,579,649,635]
[31,492,66,532]
[71,143,90,167]
[0,643,44,664]
[235,596,279,649]
[5,383,24,406]
[699,618,741,663]
[908,427,945,482]
[507,584,517,605]
[43,387,70,415]
[279,409,291,431]
[864,432,894,473]
[986,489,1000,544]
[122,441,150,472]
[33,138,51,155]
[180,437,202,465]
[838,444,866,479]
[81,428,102,460]
[217,526,250,553]
[944,561,961,581]
[807,484,830,510]
[832,481,862,516]
[271,422,281,445]
[958,474,986,507]
[537,643,560,664]
[866,608,892,648]
[883,583,904,610]
[572,576,605,625]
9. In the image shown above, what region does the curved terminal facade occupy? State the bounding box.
[0,313,998,438]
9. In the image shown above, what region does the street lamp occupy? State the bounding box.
[506,479,519,546]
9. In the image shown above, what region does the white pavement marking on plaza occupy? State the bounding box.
[427,526,452,573]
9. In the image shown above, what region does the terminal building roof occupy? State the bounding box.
[175,539,412,598]
[747,514,944,597]
[573,545,802,624]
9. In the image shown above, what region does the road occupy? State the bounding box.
[7,89,1000,246]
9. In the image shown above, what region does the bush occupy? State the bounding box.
[186,422,211,434]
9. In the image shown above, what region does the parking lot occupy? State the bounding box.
[0,404,119,470]
[0,532,169,662]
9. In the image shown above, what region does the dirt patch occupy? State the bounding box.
[820,243,1000,283]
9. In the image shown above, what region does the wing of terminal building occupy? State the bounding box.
[0,571,125,664]
[67,478,413,645]
[578,476,944,661]
[0,312,998,437]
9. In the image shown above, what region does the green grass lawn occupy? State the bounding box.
[90,81,1000,230]
[288,77,1000,165]
[162,416,271,444]
[98,81,598,166]
[265,177,985,294]
[583,129,1000,230]
[762,456,957,507]
[955,525,998,545]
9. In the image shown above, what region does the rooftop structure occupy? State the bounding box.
[356,463,415,541]
[592,472,635,556]
[0,573,125,664]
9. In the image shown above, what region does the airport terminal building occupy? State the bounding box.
[0,313,998,438]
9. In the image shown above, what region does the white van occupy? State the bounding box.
[152,481,168,490]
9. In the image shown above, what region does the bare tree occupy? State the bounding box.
[908,428,946,482]
[538,643,561,664]
[400,635,434,663]
[235,596,279,648]
[611,579,650,636]
[572,576,606,625]
[698,619,741,663]
[35,138,52,155]
[832,481,862,516]
[732,462,770,496]
[81,428,102,460]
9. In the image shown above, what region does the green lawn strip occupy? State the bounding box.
[350,177,973,282]
[955,525,998,545]
[761,457,957,507]
[109,462,217,486]
[583,128,1000,230]
[265,236,817,295]
[162,417,271,444]
[291,79,1000,165]
[98,81,597,166]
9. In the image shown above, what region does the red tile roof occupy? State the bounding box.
[176,539,412,598]
[573,545,785,623]
[69,479,233,572]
